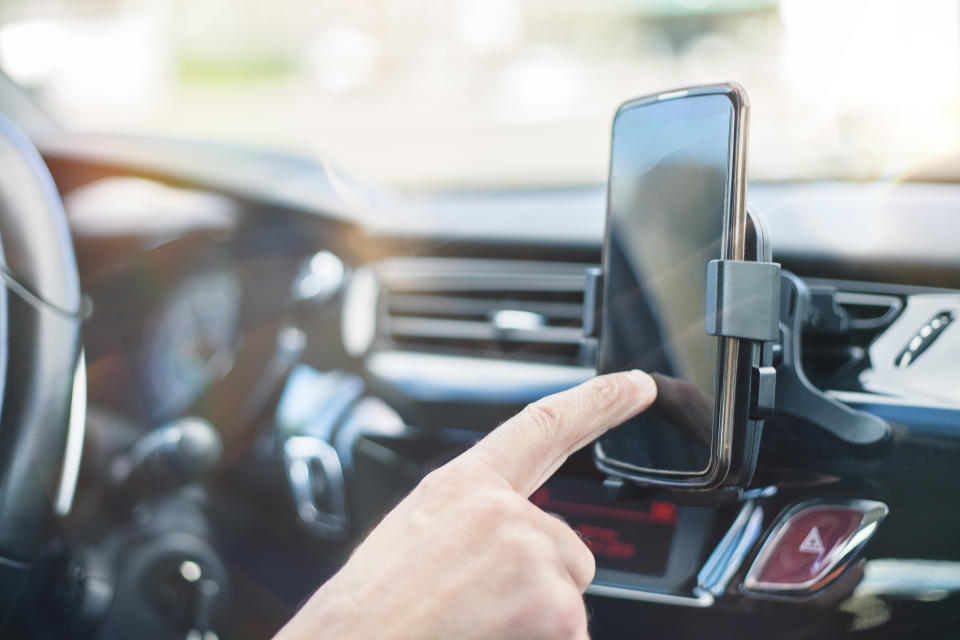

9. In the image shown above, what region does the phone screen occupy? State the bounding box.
[596,91,736,475]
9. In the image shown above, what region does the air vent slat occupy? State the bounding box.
[375,257,596,367]
[802,282,906,392]
[387,294,584,321]
[388,317,585,344]
[382,276,585,293]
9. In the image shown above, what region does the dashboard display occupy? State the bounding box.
[144,271,242,421]
[531,478,677,577]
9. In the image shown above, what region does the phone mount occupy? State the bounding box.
[705,208,891,449]
[586,206,890,493]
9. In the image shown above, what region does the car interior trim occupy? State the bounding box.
[586,582,715,608]
[53,350,86,517]
[697,500,765,597]
[282,436,349,539]
[826,390,960,412]
[366,350,594,404]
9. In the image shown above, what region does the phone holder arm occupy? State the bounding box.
[774,272,891,447]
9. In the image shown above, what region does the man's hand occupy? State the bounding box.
[277,370,657,640]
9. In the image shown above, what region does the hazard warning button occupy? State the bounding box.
[743,500,888,594]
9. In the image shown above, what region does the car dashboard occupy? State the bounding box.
[26,132,960,639]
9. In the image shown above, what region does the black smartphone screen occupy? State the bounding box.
[596,91,736,476]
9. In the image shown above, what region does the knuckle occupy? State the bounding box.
[473,490,518,528]
[519,584,586,640]
[583,544,597,578]
[521,400,562,435]
[544,518,595,591]
[499,528,552,565]
[417,468,443,492]
[490,488,519,513]
[405,500,433,536]
[503,580,555,634]
[414,468,450,501]
[573,542,596,589]
[409,467,465,515]
[589,374,625,409]
[549,593,588,639]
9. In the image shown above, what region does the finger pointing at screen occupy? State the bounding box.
[277,370,657,640]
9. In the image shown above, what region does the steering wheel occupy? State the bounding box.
[0,115,82,618]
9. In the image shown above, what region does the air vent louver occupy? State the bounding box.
[375,258,594,366]
[802,283,904,391]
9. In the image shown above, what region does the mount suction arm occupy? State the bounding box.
[774,272,891,447]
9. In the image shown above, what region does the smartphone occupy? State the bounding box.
[593,83,751,488]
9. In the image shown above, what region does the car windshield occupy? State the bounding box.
[1,0,958,190]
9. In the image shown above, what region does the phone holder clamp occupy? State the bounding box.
[705,259,781,342]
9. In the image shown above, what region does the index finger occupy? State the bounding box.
[454,370,657,496]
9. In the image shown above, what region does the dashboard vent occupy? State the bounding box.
[375,257,594,366]
[802,283,904,391]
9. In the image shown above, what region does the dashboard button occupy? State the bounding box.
[743,500,888,594]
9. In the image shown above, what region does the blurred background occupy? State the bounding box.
[1,0,958,190]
